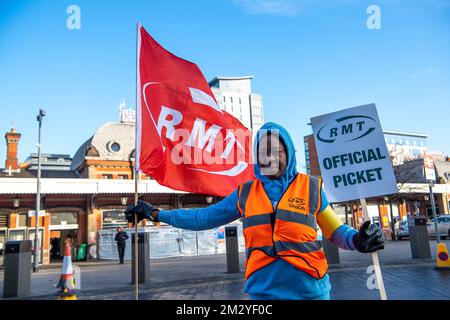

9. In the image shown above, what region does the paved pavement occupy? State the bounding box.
[1,239,449,300]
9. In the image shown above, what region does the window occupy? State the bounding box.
[230,97,233,103]
[0,214,7,228]
[111,143,120,152]
[102,210,128,229]
[8,229,25,241]
[107,141,121,153]
[102,174,113,179]
[223,96,226,102]
[239,98,241,104]
[51,212,78,226]
[119,175,129,180]
[18,213,27,227]
[0,230,6,251]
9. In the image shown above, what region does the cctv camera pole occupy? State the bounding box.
[429,183,440,244]
[34,109,45,272]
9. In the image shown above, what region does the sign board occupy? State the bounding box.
[28,210,46,218]
[311,103,397,202]
[423,154,436,182]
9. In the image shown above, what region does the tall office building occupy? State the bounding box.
[209,76,264,134]
[383,131,429,165]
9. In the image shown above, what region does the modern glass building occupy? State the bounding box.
[209,76,264,135]
[383,130,429,165]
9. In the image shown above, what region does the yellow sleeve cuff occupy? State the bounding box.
[317,205,344,240]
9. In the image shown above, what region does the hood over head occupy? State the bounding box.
[253,122,298,203]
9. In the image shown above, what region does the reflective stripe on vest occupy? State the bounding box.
[237,173,328,280]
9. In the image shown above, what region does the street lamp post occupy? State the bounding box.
[429,182,440,244]
[34,109,45,272]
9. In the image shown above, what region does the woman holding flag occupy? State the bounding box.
[125,122,385,300]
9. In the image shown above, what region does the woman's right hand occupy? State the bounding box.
[124,200,159,224]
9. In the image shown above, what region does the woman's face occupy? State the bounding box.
[257,132,287,179]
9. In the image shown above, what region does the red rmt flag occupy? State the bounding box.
[135,24,254,196]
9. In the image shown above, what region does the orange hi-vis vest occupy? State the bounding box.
[237,173,327,280]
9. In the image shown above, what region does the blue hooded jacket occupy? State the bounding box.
[241,122,332,299]
[158,122,357,299]
[253,122,298,205]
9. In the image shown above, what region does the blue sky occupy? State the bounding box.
[1,0,449,172]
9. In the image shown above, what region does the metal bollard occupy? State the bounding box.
[225,226,240,273]
[131,232,150,284]
[3,240,32,298]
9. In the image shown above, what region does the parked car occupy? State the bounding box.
[427,215,450,239]
[396,220,409,240]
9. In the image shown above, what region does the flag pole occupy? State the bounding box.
[134,169,139,300]
[134,22,140,301]
[360,197,387,300]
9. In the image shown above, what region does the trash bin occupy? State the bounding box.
[131,232,150,285]
[408,216,431,259]
[225,226,240,273]
[3,240,32,298]
[76,243,87,261]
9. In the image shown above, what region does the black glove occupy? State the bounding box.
[352,221,385,253]
[124,200,159,224]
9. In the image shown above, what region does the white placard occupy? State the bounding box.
[311,103,397,202]
[28,210,46,217]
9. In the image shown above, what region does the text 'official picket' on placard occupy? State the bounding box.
[322,147,387,188]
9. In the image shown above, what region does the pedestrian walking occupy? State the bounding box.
[125,122,385,300]
[114,227,129,264]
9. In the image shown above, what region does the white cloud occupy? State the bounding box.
[410,66,437,79]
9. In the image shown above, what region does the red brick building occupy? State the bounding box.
[0,116,216,265]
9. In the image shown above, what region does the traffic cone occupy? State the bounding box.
[435,243,450,270]
[57,244,77,300]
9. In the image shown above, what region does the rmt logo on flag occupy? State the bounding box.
[136,24,255,196]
